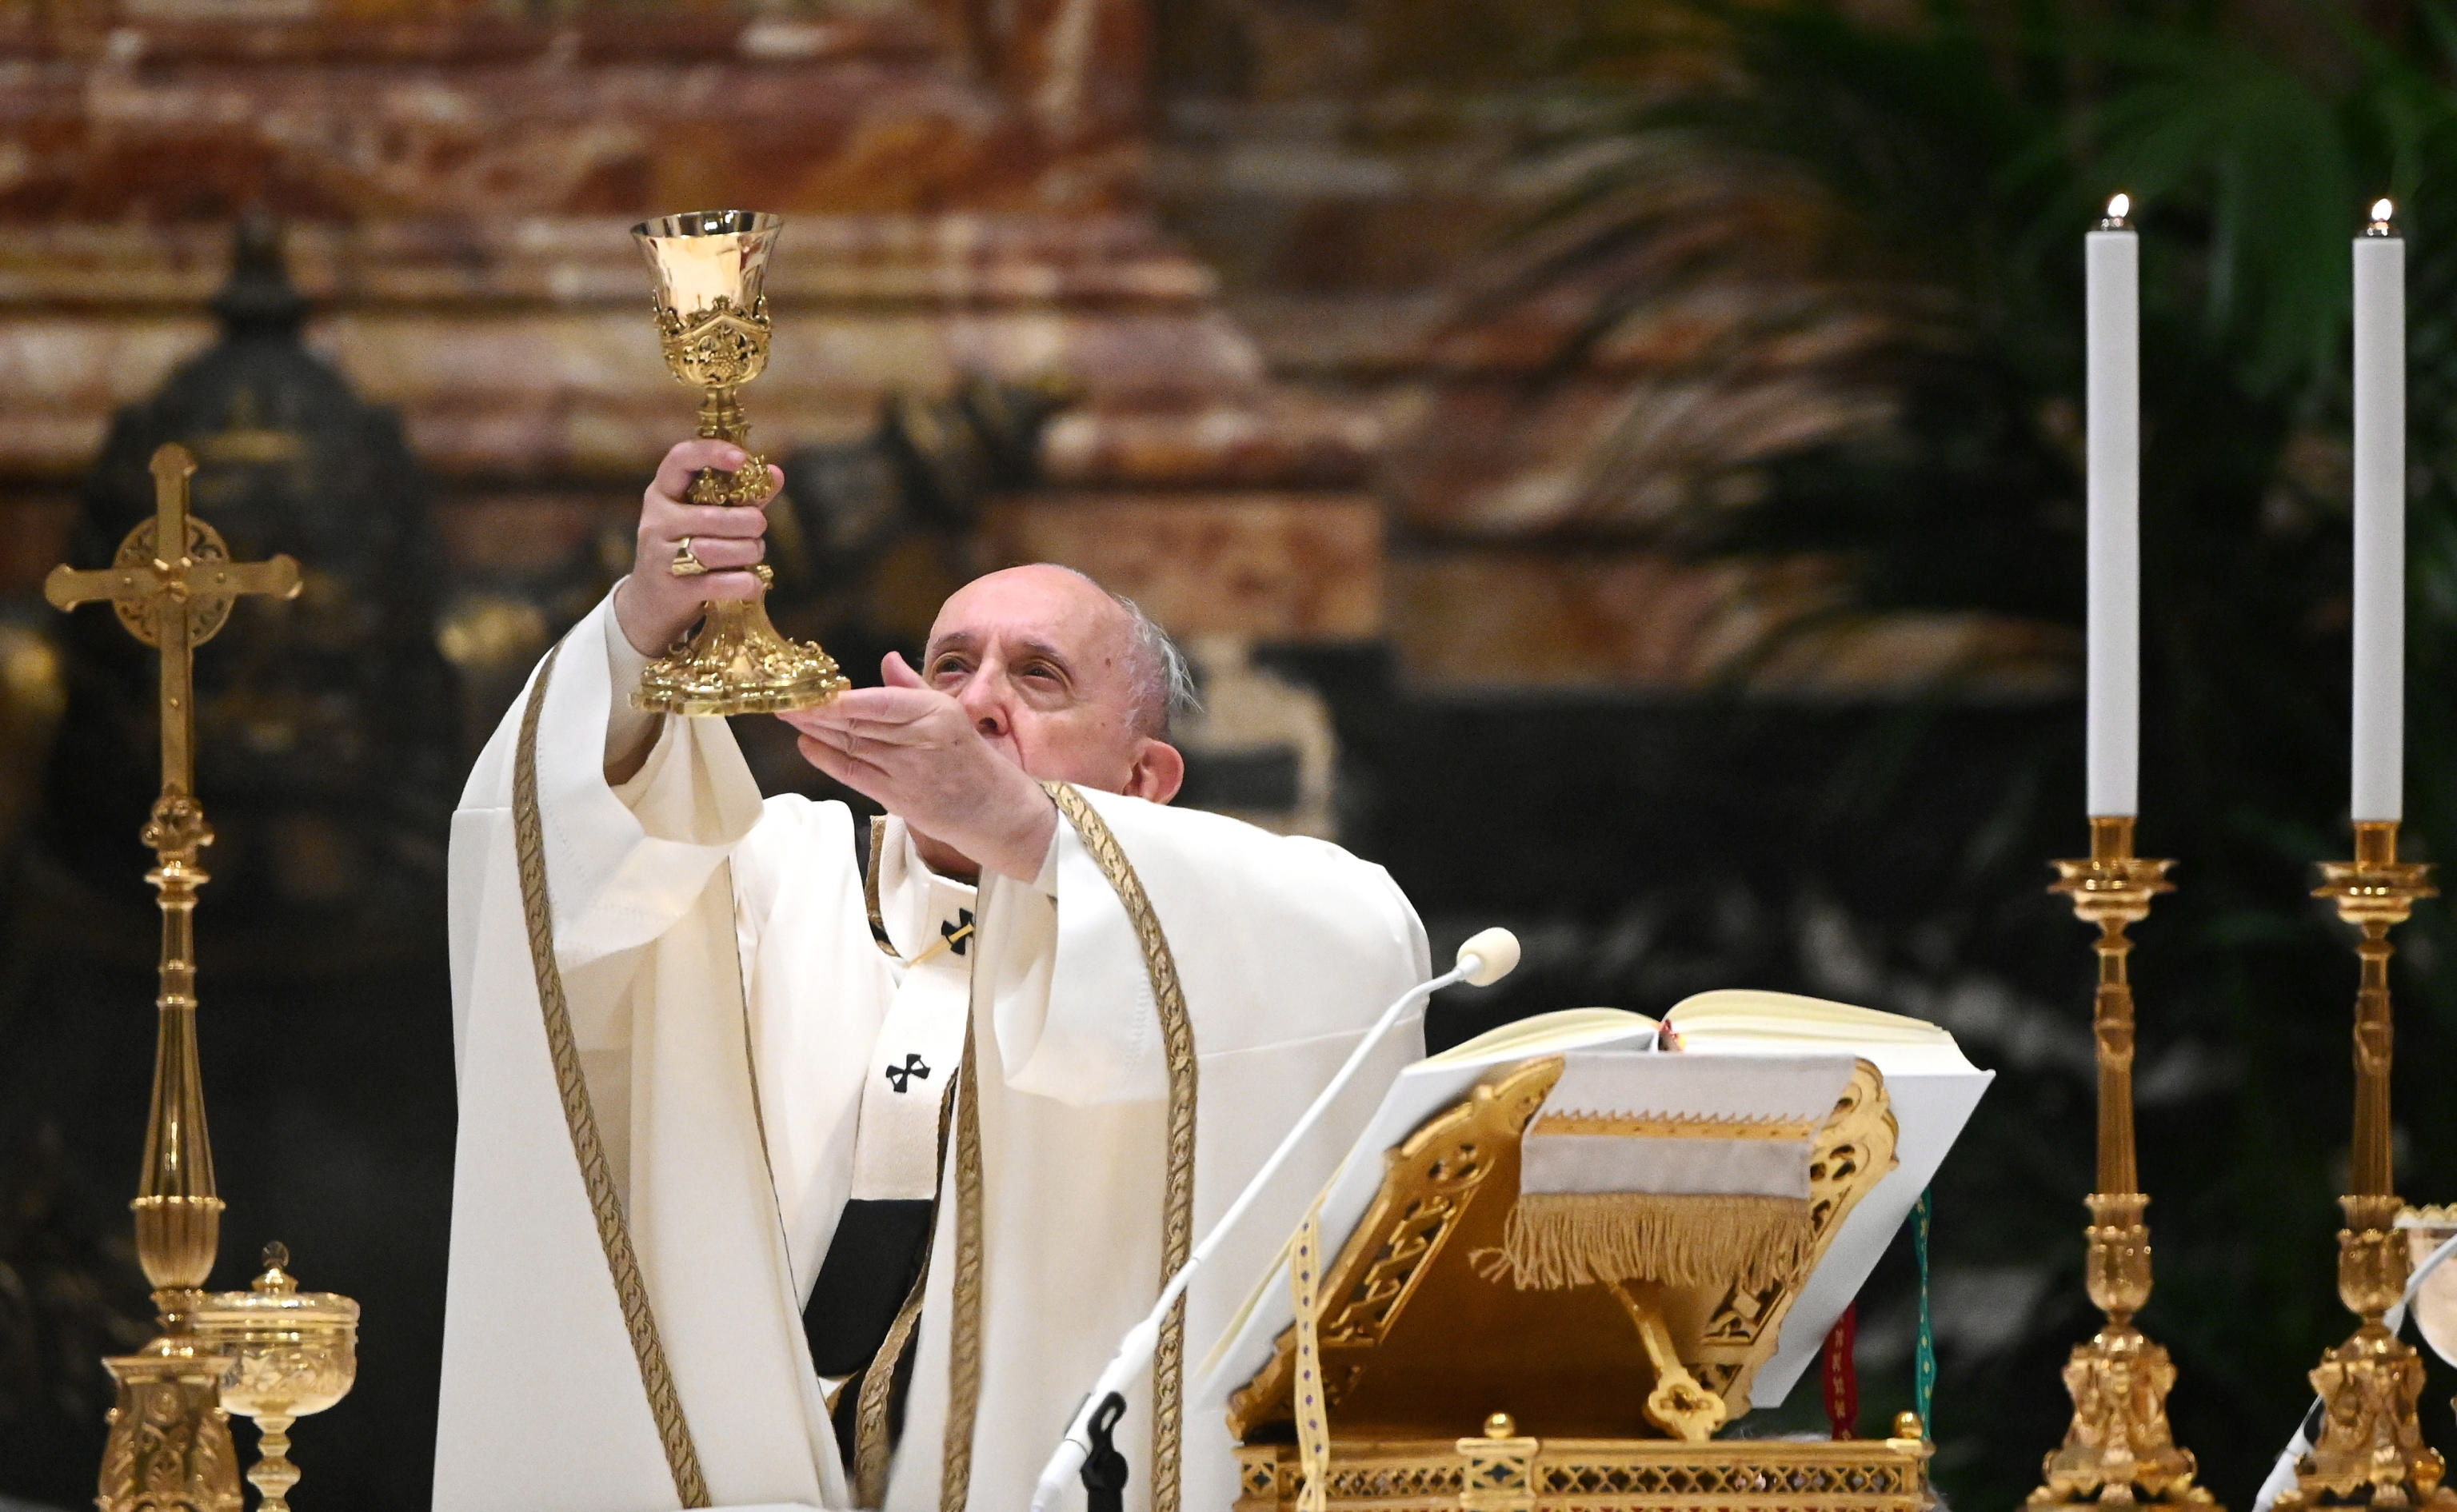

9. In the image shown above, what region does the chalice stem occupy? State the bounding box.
[697,384,744,441]
[250,1414,299,1512]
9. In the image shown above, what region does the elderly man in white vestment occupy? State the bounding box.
[438,438,1432,1512]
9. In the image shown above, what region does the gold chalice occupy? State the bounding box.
[630,209,847,716]
[192,1245,358,1512]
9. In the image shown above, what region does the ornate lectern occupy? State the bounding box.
[1224,1055,1930,1512]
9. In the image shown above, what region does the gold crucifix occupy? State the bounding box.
[48,443,302,810]
[46,440,298,1297]
[47,441,299,1512]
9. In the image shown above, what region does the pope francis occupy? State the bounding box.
[436,440,1432,1512]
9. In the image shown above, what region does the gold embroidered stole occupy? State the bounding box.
[938,1021,988,1511]
[1037,780,1201,1512]
[849,1063,962,1508]
[511,640,711,1507]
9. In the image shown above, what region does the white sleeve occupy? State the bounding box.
[601,587,664,777]
[457,592,766,973]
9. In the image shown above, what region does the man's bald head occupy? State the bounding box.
[932,565,1195,737]
[917,565,1194,803]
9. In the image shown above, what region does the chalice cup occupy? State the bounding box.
[191,1246,358,1512]
[631,209,848,716]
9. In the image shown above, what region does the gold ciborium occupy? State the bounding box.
[192,1245,359,1512]
[629,209,847,716]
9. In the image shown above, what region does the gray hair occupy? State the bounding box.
[1109,588,1201,740]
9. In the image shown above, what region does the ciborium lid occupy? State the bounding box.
[633,209,783,321]
[193,1243,361,1335]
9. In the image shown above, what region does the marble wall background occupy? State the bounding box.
[0,1,2119,1506]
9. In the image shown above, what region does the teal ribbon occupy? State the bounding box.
[1913,1189,1936,1435]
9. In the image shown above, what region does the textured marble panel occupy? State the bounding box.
[982,490,1381,638]
[0,10,1144,220]
[1390,550,2074,694]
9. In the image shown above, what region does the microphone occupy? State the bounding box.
[1029,928,1521,1512]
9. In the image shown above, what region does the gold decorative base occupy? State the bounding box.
[633,570,849,716]
[2028,1193,2214,1508]
[2275,1198,2457,1512]
[2281,824,2451,1512]
[1236,1416,1931,1512]
[98,1339,245,1512]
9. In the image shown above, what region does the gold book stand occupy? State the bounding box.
[1225,1056,1928,1512]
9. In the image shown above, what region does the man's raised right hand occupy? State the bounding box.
[612,439,784,657]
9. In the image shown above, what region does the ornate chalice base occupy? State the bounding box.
[191,1246,359,1512]
[633,565,850,716]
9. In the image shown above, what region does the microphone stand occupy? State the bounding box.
[1081,1393,1129,1512]
[1032,928,1523,1512]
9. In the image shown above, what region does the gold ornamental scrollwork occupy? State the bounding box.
[1233,1433,1931,1512]
[1225,1059,1557,1441]
[657,294,772,393]
[98,1349,245,1512]
[1228,1055,1898,1443]
[1687,1060,1897,1411]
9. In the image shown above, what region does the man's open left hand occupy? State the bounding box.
[777,652,1057,883]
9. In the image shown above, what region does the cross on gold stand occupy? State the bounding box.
[47,442,299,1512]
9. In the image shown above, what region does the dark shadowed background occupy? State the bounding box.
[6,0,2457,1506]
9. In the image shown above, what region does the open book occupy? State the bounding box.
[1194,990,1992,1422]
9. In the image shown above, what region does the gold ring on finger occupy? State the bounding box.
[670,536,711,577]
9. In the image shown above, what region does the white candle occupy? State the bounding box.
[2086,195,2139,817]
[2353,198,2405,822]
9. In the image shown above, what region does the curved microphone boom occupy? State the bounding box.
[1028,927,1521,1512]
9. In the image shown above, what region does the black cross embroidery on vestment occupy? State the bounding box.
[885,1054,931,1093]
[942,908,975,956]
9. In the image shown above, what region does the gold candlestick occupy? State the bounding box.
[47,444,302,1512]
[629,209,848,716]
[2030,816,2215,1509]
[2275,820,2454,1511]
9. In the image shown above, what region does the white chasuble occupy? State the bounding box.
[437,592,1431,1512]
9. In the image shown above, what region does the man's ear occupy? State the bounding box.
[1122,739,1186,804]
